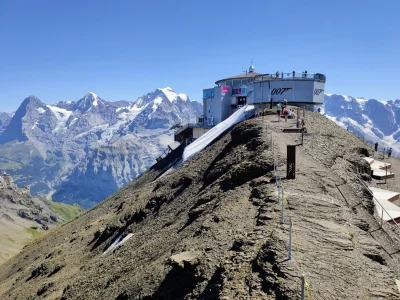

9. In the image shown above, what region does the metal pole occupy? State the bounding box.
[301,274,306,300]
[381,209,384,228]
[385,166,387,185]
[277,178,281,202]
[281,189,285,224]
[288,215,292,260]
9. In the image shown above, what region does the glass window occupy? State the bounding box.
[218,81,225,86]
[233,79,241,86]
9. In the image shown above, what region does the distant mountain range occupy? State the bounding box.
[323,94,400,157]
[3,90,397,208]
[0,88,202,208]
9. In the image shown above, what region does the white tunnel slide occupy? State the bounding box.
[183,105,255,162]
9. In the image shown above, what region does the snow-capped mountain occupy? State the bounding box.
[0,88,202,208]
[323,94,400,157]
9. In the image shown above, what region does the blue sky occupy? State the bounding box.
[0,0,399,112]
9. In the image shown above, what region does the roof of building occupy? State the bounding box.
[215,71,262,85]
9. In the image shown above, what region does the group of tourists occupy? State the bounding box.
[375,142,393,158]
[276,100,296,122]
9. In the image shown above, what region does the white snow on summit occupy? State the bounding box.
[178,93,188,102]
[158,87,179,102]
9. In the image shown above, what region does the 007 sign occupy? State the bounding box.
[271,88,292,95]
[314,89,324,95]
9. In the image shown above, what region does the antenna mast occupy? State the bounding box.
[242,64,247,75]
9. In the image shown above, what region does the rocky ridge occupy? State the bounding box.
[0,110,398,299]
[0,173,83,264]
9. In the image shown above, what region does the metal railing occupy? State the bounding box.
[270,133,311,300]
[244,72,326,86]
[355,174,400,235]
[173,123,214,136]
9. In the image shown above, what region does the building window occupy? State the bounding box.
[203,90,214,98]
[233,79,241,86]
[232,87,247,95]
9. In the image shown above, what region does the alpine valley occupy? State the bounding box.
[0,88,202,208]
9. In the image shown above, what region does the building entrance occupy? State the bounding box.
[237,97,247,106]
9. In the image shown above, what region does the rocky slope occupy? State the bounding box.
[324,94,400,157]
[0,88,202,208]
[0,111,398,299]
[0,173,83,264]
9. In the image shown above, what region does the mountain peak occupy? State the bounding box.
[76,92,102,111]
[156,87,189,102]
[22,95,44,107]
[86,92,99,99]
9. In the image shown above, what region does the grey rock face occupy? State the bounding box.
[324,94,400,157]
[0,88,202,208]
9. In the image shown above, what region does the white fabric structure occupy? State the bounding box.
[102,233,134,255]
[183,105,255,162]
[369,186,400,222]
[369,187,400,203]
[362,157,395,179]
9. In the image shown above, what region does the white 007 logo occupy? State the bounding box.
[314,89,324,95]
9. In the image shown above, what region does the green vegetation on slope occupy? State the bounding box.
[45,200,84,222]
[24,228,46,243]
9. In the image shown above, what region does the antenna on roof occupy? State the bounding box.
[242,64,248,75]
[249,58,255,73]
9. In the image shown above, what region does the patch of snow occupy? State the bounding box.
[355,98,368,109]
[69,117,78,127]
[74,123,109,139]
[37,107,46,114]
[88,92,98,98]
[326,115,346,129]
[152,96,163,112]
[362,114,373,127]
[158,134,173,147]
[178,93,188,101]
[159,87,178,102]
[342,95,352,102]
[98,103,149,144]
[46,105,73,133]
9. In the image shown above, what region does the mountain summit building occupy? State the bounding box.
[203,65,326,125]
[174,66,326,142]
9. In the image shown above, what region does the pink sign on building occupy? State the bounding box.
[221,86,229,95]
